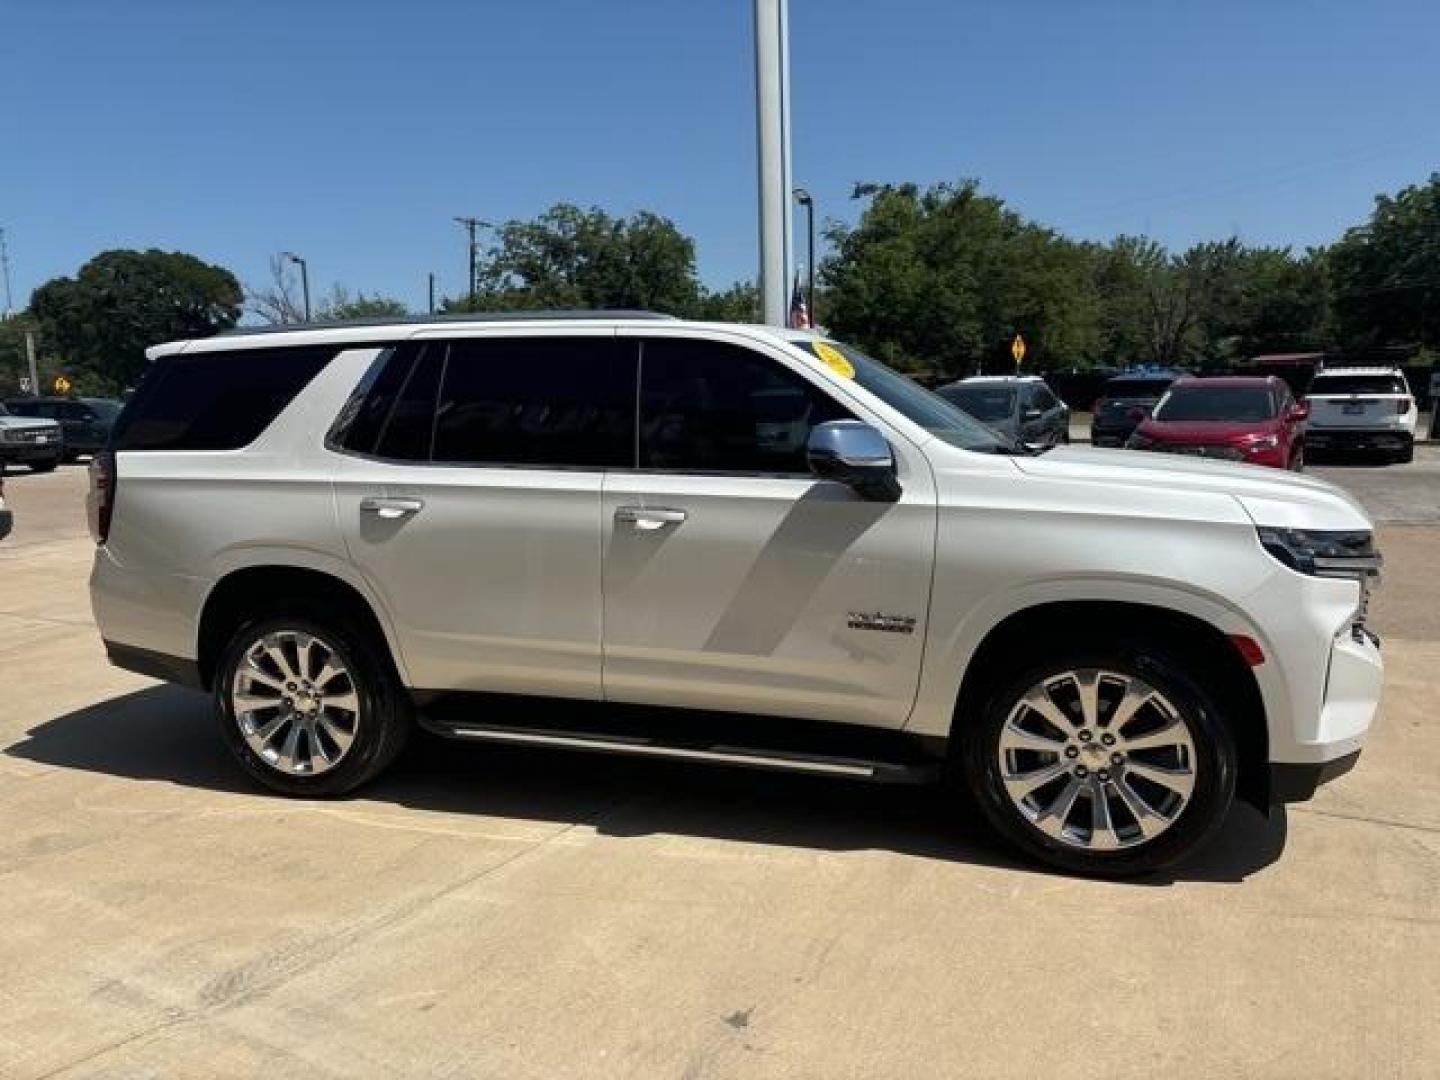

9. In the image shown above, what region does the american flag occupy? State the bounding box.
[788,272,810,329]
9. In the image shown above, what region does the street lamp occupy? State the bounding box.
[792,187,815,326]
[454,217,490,304]
[281,251,310,323]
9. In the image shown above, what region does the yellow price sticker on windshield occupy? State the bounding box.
[813,341,855,379]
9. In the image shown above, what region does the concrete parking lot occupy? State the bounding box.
[2,461,1437,1078]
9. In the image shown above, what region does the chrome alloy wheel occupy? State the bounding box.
[996,669,1197,851]
[229,630,360,776]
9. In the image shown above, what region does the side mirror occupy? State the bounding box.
[1289,402,1310,421]
[807,420,901,502]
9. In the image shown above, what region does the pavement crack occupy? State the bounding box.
[1292,805,1440,835]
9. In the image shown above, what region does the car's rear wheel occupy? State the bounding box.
[215,615,411,796]
[960,646,1237,877]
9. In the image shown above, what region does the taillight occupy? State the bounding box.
[88,450,116,544]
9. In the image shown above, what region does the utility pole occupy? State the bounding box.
[0,227,14,318]
[281,252,311,322]
[454,217,488,305]
[25,330,40,397]
[754,0,794,326]
[793,187,815,326]
[427,272,436,314]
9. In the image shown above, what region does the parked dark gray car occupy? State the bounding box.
[3,396,122,460]
[936,376,1071,448]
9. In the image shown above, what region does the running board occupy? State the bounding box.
[443,723,938,784]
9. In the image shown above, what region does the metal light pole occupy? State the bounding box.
[0,226,14,319]
[281,252,310,322]
[454,217,488,305]
[754,0,794,326]
[792,187,815,326]
[427,272,436,314]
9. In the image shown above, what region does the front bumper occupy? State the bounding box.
[1306,428,1413,454]
[1270,751,1361,803]
[0,440,62,462]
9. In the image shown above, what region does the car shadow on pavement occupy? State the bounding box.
[9,685,1287,885]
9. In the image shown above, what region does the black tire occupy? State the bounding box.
[29,458,58,473]
[214,613,412,797]
[1394,443,1414,465]
[959,643,1237,877]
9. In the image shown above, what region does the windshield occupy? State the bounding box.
[1309,374,1407,396]
[1103,378,1174,400]
[87,399,123,418]
[939,386,1017,422]
[796,340,1010,453]
[1153,386,1275,422]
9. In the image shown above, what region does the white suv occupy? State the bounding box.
[1304,365,1418,463]
[89,314,1383,876]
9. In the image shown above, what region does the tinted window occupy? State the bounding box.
[942,386,1016,422]
[1153,387,1276,422]
[639,338,850,473]
[113,346,336,451]
[432,337,635,467]
[375,344,445,461]
[5,400,40,417]
[331,345,413,454]
[1309,374,1408,396]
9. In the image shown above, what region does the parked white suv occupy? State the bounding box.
[1304,365,1417,463]
[89,314,1383,875]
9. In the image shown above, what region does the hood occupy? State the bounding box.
[1138,419,1279,443]
[1011,445,1372,532]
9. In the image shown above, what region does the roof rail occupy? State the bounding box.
[219,309,678,337]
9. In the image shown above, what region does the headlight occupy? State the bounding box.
[1256,527,1381,579]
[1241,434,1279,451]
[1258,527,1381,642]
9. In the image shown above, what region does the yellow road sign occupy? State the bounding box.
[53,375,72,394]
[1011,334,1026,365]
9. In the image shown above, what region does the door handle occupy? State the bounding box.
[615,506,687,531]
[360,496,424,520]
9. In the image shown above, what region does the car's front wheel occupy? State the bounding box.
[215,615,411,797]
[961,646,1237,877]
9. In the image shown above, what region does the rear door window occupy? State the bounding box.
[432,337,634,468]
[112,346,337,451]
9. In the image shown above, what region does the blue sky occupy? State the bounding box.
[3,0,1436,312]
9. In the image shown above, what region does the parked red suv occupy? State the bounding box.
[1125,375,1307,470]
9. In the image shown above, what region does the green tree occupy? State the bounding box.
[822,180,1101,375]
[445,203,703,316]
[1329,172,1440,349]
[29,249,242,392]
[695,280,760,322]
[317,287,409,321]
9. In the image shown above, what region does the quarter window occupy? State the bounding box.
[637,337,852,473]
[112,346,337,452]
